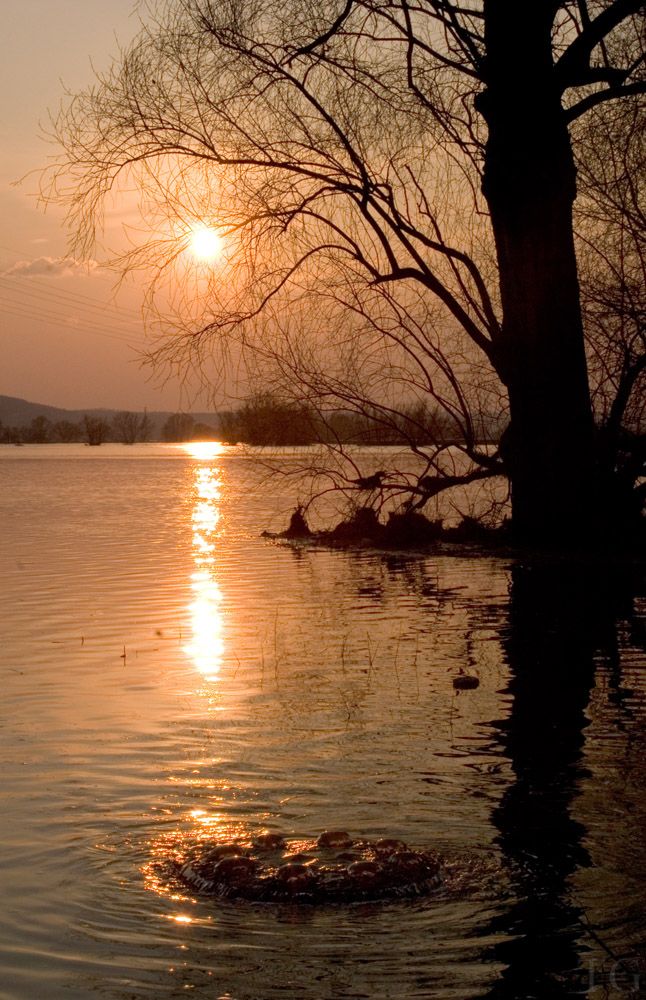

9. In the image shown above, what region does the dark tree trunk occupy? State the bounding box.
[480,2,597,546]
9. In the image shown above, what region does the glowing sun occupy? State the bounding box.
[189,226,223,261]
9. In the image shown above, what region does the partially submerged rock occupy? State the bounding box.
[175,831,441,904]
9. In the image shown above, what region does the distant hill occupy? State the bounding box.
[0,394,220,439]
[0,394,114,426]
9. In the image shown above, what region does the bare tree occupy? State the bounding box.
[52,420,82,443]
[162,412,195,441]
[48,0,645,545]
[25,416,52,444]
[82,415,110,447]
[112,410,151,444]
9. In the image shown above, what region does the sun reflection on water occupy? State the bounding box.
[142,449,239,902]
[184,440,226,461]
[183,446,225,681]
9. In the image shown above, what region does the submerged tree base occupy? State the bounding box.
[264,506,514,553]
[264,506,645,559]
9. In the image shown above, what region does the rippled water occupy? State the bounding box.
[1,443,645,999]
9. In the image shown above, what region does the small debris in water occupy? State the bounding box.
[453,673,479,690]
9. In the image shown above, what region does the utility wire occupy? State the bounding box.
[0,242,145,323]
[0,280,144,334]
[0,299,145,347]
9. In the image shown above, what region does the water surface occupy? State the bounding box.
[1,443,644,998]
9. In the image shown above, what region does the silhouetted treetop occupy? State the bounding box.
[48,0,645,547]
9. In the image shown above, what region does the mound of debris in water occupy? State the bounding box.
[176,830,441,904]
[263,506,512,551]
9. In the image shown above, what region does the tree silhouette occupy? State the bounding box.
[25,415,52,444]
[49,0,645,546]
[162,412,195,442]
[82,414,110,446]
[112,410,151,445]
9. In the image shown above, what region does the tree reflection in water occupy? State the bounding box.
[485,562,639,998]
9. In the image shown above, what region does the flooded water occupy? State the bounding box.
[1,443,644,999]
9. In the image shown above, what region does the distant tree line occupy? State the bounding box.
[0,411,152,446]
[0,395,504,447]
[0,409,209,445]
[218,394,502,447]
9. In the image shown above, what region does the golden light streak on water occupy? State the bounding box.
[184,454,225,680]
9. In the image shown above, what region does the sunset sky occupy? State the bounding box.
[0,1,207,412]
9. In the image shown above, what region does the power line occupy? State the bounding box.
[1,272,142,322]
[0,277,143,330]
[0,299,146,348]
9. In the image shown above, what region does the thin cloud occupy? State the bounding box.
[2,256,101,278]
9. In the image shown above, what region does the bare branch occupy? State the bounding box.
[289,0,356,60]
[556,0,645,89]
[565,78,646,121]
